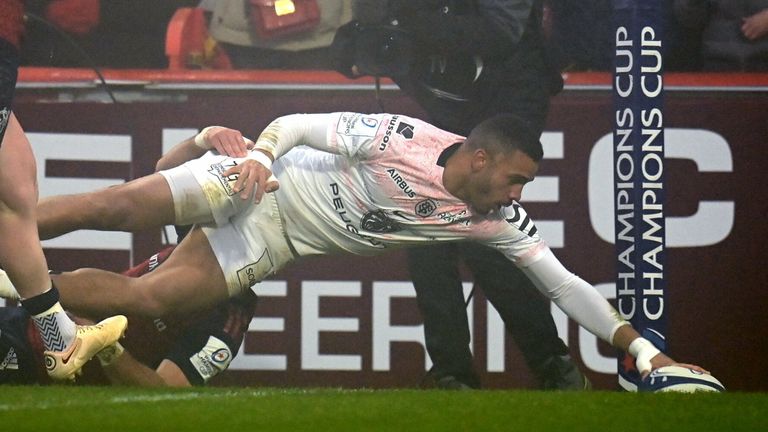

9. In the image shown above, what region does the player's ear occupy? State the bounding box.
[470,148,489,172]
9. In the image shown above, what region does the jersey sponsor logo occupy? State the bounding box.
[236,249,274,288]
[147,253,161,272]
[386,168,416,198]
[338,113,379,138]
[190,336,232,383]
[503,203,538,237]
[330,182,385,248]
[396,122,415,139]
[379,115,400,151]
[1,347,19,371]
[362,117,379,128]
[361,210,402,233]
[438,209,471,226]
[207,159,239,197]
[415,199,438,217]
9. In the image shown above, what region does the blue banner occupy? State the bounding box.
[613,0,667,391]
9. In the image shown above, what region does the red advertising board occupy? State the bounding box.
[10,70,768,391]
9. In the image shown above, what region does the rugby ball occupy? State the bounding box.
[639,366,725,393]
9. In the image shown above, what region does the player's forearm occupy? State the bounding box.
[155,137,207,172]
[99,348,171,387]
[520,248,626,342]
[252,113,333,159]
[520,249,663,372]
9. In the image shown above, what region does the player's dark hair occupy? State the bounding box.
[466,114,544,162]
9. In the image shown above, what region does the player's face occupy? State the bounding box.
[467,149,538,215]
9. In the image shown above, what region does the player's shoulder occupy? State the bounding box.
[495,203,542,240]
[334,112,444,138]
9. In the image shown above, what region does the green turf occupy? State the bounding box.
[0,386,765,431]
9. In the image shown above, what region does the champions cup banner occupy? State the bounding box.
[613,0,667,390]
[11,74,768,392]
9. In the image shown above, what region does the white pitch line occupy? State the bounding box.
[0,390,264,412]
[0,387,370,412]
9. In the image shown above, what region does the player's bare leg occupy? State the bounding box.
[52,225,230,318]
[37,172,177,240]
[0,114,50,301]
[0,112,126,380]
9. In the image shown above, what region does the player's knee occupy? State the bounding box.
[0,181,37,218]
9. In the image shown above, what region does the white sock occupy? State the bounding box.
[31,302,78,352]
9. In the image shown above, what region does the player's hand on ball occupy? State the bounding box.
[647,352,708,377]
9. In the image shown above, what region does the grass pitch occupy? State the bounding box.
[0,386,765,431]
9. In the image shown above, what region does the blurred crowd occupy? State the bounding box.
[16,0,768,72]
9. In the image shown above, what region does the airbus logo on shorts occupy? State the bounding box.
[208,160,239,196]
[386,168,416,198]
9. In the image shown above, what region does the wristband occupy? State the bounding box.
[96,341,125,367]
[246,149,274,170]
[194,126,219,149]
[628,337,661,373]
[247,150,278,188]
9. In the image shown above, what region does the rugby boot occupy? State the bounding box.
[44,315,128,381]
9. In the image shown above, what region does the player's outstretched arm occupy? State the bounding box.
[520,248,708,376]
[96,343,191,387]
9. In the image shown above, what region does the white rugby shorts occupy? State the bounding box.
[159,152,295,296]
[159,152,250,226]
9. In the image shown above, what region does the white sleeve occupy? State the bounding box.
[252,112,382,160]
[519,248,627,344]
[250,113,336,159]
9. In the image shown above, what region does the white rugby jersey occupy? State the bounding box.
[270,112,545,264]
[263,112,626,344]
